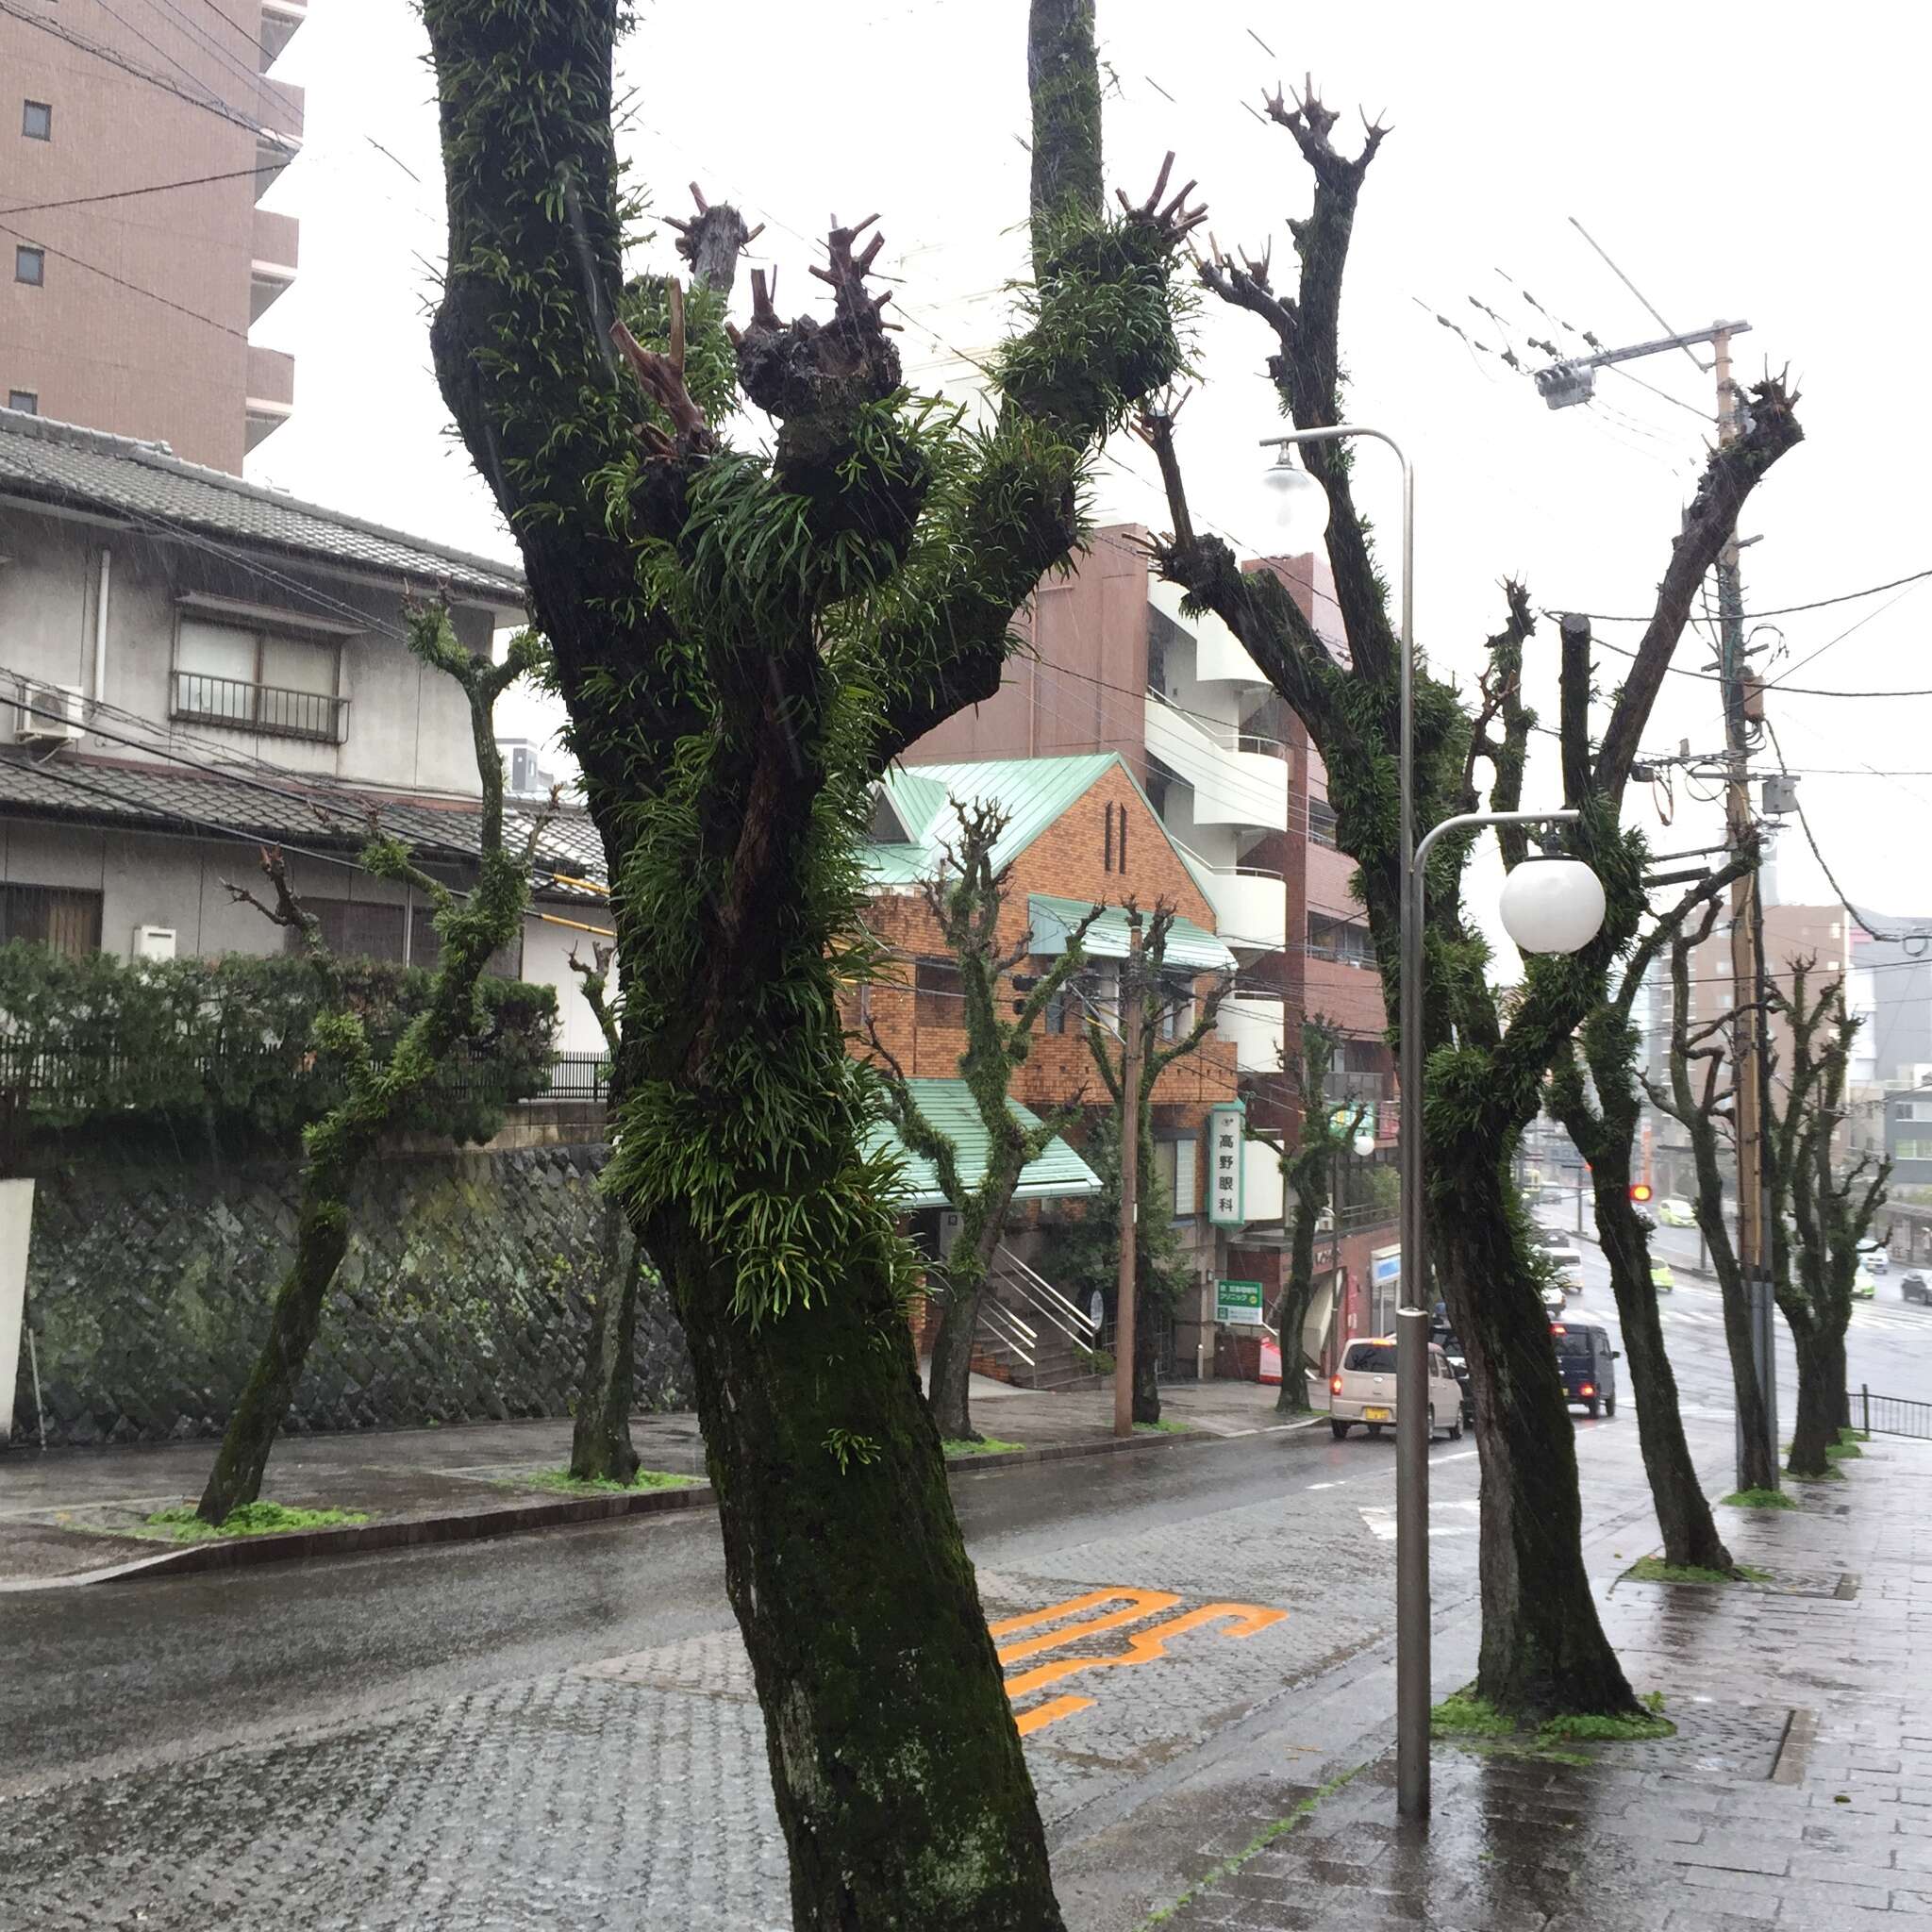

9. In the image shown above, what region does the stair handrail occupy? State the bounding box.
[993,1245,1100,1341]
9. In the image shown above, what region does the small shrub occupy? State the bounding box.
[145,1501,368,1541]
[1721,1488,1798,1510]
[1625,1557,1772,1586]
[942,1435,1026,1457]
[1431,1691,1515,1738]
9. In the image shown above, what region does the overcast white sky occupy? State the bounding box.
[246,0,1932,944]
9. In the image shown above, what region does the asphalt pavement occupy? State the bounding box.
[3,1250,1929,1930]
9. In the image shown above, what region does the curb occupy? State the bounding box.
[12,1413,1234,1591]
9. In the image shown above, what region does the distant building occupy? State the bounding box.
[0,0,308,471]
[496,737,563,803]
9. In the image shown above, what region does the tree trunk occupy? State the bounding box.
[1787,1320,1838,1477]
[1434,1161,1641,1718]
[1131,1272,1161,1424]
[1591,1159,1736,1572]
[1273,1196,1322,1414]
[1686,1145,1778,1493]
[1831,1336,1851,1435]
[569,1204,643,1484]
[197,1174,353,1523]
[662,1218,1064,1932]
[926,1277,986,1442]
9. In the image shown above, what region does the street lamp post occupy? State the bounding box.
[1260,427,1606,1823]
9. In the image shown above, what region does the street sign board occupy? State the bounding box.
[1208,1101,1246,1226]
[1216,1278,1265,1325]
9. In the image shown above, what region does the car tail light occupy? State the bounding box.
[1580,1383,1594,1398]
[1330,1375,1343,1394]
[1551,1324,1567,1334]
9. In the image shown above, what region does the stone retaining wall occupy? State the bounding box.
[10,1142,691,1447]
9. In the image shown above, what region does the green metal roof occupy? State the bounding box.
[866,1078,1102,1209]
[866,754,1120,886]
[1027,894,1238,972]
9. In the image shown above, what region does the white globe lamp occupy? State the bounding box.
[1352,1124,1376,1158]
[1498,855,1607,957]
[1260,445,1331,552]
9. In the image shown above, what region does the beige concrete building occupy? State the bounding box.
[1,0,307,472]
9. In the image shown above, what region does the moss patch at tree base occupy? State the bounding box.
[144,1501,370,1542]
[1135,1418,1192,1434]
[506,1467,700,1497]
[1432,1687,1674,1758]
[1722,1488,1799,1510]
[942,1436,1027,1457]
[1825,1440,1863,1460]
[1624,1557,1773,1586]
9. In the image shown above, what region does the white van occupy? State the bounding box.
[1328,1338,1466,1443]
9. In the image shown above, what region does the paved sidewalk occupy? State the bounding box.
[0,1373,1311,1584]
[1152,1437,1932,1930]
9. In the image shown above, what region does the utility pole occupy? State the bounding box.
[1114,914,1143,1440]
[1713,326,1781,1491]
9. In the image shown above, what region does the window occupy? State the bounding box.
[1896,1140,1932,1161]
[0,883,101,959]
[1898,1102,1932,1123]
[14,245,43,287]
[1169,1135,1199,1215]
[1158,968,1194,1041]
[1047,961,1115,1034]
[1342,1342,1398,1374]
[914,957,963,1027]
[294,897,406,962]
[175,615,345,742]
[1101,801,1128,873]
[22,101,51,141]
[6,390,36,414]
[1308,798,1339,848]
[1308,914,1374,966]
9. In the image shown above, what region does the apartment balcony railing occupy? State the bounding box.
[1145,685,1290,759]
[173,670,348,745]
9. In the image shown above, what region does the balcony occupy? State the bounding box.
[251,208,299,322]
[1143,688,1288,833]
[1218,991,1286,1074]
[1148,581,1266,688]
[1174,841,1286,954]
[245,345,295,451]
[173,671,347,745]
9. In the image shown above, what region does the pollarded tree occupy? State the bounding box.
[198,608,545,1524]
[1140,80,1801,1717]
[863,798,1100,1442]
[420,3,1202,1922]
[1257,1018,1364,1415]
[1549,856,1752,1574]
[1083,903,1233,1423]
[1642,892,1781,1492]
[1767,966,1889,1476]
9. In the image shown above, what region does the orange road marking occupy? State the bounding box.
[1012,1694,1095,1736]
[991,1589,1182,1664]
[1004,1602,1288,1702]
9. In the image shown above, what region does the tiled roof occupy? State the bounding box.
[0,408,525,607]
[1027,893,1237,972]
[864,1078,1102,1209]
[0,751,606,895]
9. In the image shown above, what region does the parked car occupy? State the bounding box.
[1329,1338,1466,1442]
[1651,1258,1674,1293]
[1431,1324,1477,1424]
[1551,1322,1620,1418]
[1656,1196,1696,1227]
[1851,1267,1876,1301]
[1903,1272,1931,1307]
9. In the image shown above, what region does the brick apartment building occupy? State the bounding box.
[857,752,1253,1376]
[2,0,307,470]
[904,527,1398,1374]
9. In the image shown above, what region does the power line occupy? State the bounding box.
[1563,566,1932,624]
[1572,625,1932,700]
[0,219,245,338]
[1760,583,1924,691]
[0,163,283,218]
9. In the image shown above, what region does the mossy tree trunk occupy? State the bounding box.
[866,799,1099,1441]
[1141,82,1801,1715]
[565,939,642,1485]
[1552,865,1744,1574]
[1264,1018,1350,1415]
[198,617,544,1524]
[1767,967,1888,1479]
[1084,907,1233,1427]
[1645,893,1779,1495]
[422,2,1202,1920]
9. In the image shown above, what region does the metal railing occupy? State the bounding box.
[992,1245,1100,1346]
[976,1295,1037,1371]
[539,1052,613,1102]
[1857,1386,1932,1441]
[1144,685,1291,760]
[173,669,350,745]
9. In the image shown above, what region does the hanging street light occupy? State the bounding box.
[1498,853,1608,957]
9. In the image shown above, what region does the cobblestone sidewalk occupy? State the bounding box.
[1165,1437,1932,1929]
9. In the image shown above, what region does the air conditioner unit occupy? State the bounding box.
[14,681,84,745]
[131,925,177,962]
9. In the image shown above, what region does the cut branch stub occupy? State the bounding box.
[663,183,760,297]
[1263,76,1388,180]
[808,215,893,329]
[1115,149,1208,250]
[610,287,716,463]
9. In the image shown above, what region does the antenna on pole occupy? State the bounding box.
[1567,216,1714,375]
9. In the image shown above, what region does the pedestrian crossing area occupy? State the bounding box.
[1602,1299,1932,1340]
